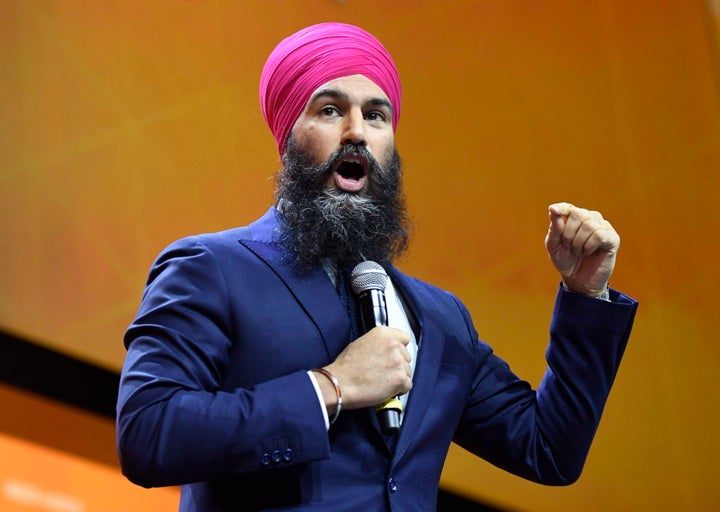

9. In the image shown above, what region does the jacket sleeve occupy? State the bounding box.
[116,236,330,488]
[452,286,638,485]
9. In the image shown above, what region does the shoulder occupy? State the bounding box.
[387,265,494,368]
[387,265,477,335]
[159,207,280,259]
[387,266,466,310]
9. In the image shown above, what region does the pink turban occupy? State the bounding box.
[260,22,402,155]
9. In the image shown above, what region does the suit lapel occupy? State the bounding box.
[386,267,444,463]
[238,208,352,361]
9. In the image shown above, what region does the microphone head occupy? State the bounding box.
[350,261,388,294]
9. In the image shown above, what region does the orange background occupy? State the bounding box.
[0,384,179,511]
[1,1,719,510]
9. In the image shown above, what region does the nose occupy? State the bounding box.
[341,107,366,146]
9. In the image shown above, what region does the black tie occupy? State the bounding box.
[336,265,360,342]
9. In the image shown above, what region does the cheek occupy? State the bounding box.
[371,138,396,168]
[293,127,337,165]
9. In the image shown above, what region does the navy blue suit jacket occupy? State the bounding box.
[117,207,638,511]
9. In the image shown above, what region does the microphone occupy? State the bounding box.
[351,261,402,434]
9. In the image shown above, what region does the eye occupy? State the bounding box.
[320,106,340,117]
[365,111,386,122]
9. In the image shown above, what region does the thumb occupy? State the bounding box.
[546,202,573,249]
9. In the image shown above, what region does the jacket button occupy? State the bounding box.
[283,448,295,462]
[260,452,271,466]
[388,478,398,493]
[271,450,283,463]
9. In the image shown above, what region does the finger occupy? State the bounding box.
[390,327,411,346]
[565,208,604,254]
[580,221,620,255]
[569,210,610,253]
[548,202,575,217]
[561,213,585,253]
[400,344,412,364]
[569,216,604,254]
[546,203,571,248]
[370,326,410,344]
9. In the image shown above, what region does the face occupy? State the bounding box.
[289,74,395,194]
[275,134,408,270]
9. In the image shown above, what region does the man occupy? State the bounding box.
[116,22,638,511]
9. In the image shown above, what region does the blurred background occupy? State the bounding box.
[1,1,719,510]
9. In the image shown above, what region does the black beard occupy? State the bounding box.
[275,138,410,271]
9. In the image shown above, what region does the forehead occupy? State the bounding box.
[307,74,391,105]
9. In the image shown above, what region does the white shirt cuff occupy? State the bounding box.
[307,371,330,430]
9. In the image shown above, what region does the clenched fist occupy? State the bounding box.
[545,202,619,297]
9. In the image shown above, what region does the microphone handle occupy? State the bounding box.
[358,289,388,329]
[358,289,402,435]
[375,398,402,433]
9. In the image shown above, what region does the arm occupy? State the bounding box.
[455,203,637,484]
[454,286,637,484]
[116,237,330,487]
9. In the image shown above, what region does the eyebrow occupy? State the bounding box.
[309,88,393,113]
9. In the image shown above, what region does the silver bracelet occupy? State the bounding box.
[313,368,342,425]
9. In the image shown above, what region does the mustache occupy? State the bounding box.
[297,143,383,188]
[330,143,378,166]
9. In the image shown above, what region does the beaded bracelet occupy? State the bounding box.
[313,368,342,425]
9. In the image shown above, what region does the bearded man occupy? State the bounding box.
[117,22,638,512]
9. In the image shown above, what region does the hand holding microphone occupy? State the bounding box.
[321,262,412,433]
[351,261,407,434]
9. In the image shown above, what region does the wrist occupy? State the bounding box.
[561,281,610,301]
[312,368,342,424]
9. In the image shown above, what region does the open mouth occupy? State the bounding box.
[332,154,368,192]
